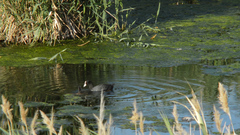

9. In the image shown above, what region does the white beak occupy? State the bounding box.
[83,81,87,87]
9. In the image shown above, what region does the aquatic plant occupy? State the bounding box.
[118,2,162,48]
[29,48,67,62]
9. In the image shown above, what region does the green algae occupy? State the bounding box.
[0,2,240,69]
[56,105,98,117]
[24,101,55,107]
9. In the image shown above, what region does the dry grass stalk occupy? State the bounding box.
[172,87,208,135]
[225,125,231,135]
[139,112,145,135]
[58,125,63,135]
[75,116,89,135]
[129,99,146,135]
[130,99,139,124]
[97,91,106,135]
[93,91,112,135]
[129,99,139,135]
[218,83,229,114]
[213,105,222,133]
[218,82,235,134]
[172,104,179,123]
[1,95,13,134]
[172,104,187,135]
[107,114,113,135]
[190,91,201,113]
[40,108,57,135]
[18,101,29,134]
[30,110,39,135]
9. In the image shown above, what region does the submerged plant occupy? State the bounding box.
[29,48,68,62]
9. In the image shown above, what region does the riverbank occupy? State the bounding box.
[0,0,240,69]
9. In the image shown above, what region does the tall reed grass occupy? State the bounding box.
[161,82,236,135]
[0,92,113,135]
[0,0,126,46]
[0,82,235,135]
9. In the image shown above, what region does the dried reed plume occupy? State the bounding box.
[218,83,229,114]
[130,99,139,124]
[93,91,113,135]
[18,101,29,134]
[172,104,187,134]
[76,116,89,135]
[172,84,208,135]
[213,105,222,133]
[40,108,57,135]
[30,110,39,135]
[129,99,139,135]
[139,112,145,135]
[218,82,235,134]
[1,95,13,134]
[190,90,201,113]
[58,126,63,135]
[129,99,146,135]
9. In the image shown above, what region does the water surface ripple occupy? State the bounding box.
[0,64,239,134]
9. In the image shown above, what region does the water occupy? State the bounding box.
[0,63,239,134]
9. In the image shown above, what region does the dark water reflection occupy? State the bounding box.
[0,64,240,134]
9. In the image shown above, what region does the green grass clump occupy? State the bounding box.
[0,0,126,46]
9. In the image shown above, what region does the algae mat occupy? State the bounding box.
[0,0,240,67]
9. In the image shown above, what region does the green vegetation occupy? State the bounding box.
[0,1,239,69]
[0,0,129,46]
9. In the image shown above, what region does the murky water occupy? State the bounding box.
[0,63,240,134]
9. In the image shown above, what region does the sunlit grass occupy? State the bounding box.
[0,0,130,46]
[160,82,236,135]
[0,82,236,134]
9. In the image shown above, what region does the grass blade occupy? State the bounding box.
[159,111,174,135]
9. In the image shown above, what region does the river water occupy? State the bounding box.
[0,0,240,134]
[0,63,240,134]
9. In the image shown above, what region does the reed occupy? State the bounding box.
[30,110,39,135]
[158,82,237,135]
[40,108,57,135]
[93,91,113,135]
[172,89,208,135]
[213,105,221,133]
[159,111,174,135]
[0,0,127,45]
[75,116,89,135]
[18,101,29,134]
[1,95,14,134]
[172,104,187,134]
[129,99,146,135]
[217,82,235,134]
[130,99,139,135]
[0,81,237,135]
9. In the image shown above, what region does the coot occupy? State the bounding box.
[75,86,93,95]
[83,80,114,92]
